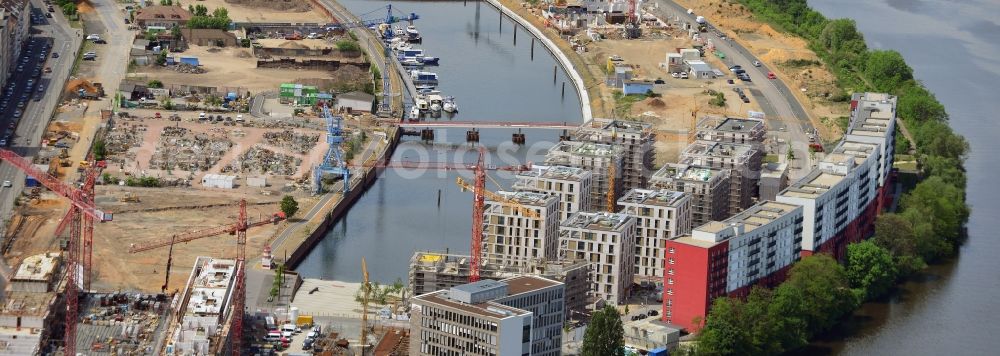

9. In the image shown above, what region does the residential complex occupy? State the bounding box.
[618,189,692,281]
[759,162,789,201]
[482,191,561,268]
[681,140,763,215]
[650,163,730,226]
[409,276,565,356]
[662,93,897,331]
[693,116,766,146]
[544,141,624,212]
[558,212,636,304]
[573,118,655,191]
[513,165,593,222]
[409,251,591,319]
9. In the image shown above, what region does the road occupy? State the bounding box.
[651,0,818,179]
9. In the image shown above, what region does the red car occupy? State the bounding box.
[154,112,161,118]
[767,72,777,79]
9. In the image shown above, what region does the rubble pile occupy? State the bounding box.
[150,127,233,171]
[171,63,206,74]
[263,129,320,154]
[223,145,302,176]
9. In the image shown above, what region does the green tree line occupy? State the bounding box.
[690,1,971,354]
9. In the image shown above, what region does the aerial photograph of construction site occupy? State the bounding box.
[0,0,989,355]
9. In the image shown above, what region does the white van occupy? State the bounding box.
[281,324,296,337]
[198,112,207,120]
[265,331,281,342]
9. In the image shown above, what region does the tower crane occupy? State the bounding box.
[0,149,112,356]
[360,257,371,354]
[127,207,286,293]
[453,147,539,282]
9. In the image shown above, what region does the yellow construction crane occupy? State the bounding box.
[360,257,370,354]
[455,177,541,219]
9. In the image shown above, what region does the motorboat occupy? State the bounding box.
[400,58,423,67]
[419,56,439,65]
[442,96,457,113]
[405,25,421,42]
[409,106,421,120]
[428,94,443,112]
[410,71,439,85]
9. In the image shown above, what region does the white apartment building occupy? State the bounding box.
[559,212,636,304]
[513,165,593,223]
[410,276,565,356]
[650,163,731,227]
[483,191,561,268]
[544,141,624,212]
[618,189,692,281]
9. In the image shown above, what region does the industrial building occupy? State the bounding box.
[166,257,237,355]
[573,118,655,191]
[650,163,730,227]
[482,191,560,268]
[544,141,624,211]
[693,116,767,145]
[662,93,897,332]
[559,212,636,304]
[513,165,593,222]
[409,276,565,356]
[618,189,692,281]
[408,251,591,319]
[681,141,763,215]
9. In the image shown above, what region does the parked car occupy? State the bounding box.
[753,60,761,67]
[654,78,665,84]
[85,34,101,41]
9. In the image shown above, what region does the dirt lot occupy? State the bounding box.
[674,0,850,141]
[129,46,333,91]
[197,0,328,23]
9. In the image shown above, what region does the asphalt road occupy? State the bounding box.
[651,0,818,179]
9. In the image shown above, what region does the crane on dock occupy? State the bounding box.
[127,208,285,293]
[453,147,538,282]
[0,149,112,356]
[313,103,351,194]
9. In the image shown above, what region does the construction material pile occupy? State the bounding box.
[263,130,320,154]
[223,145,302,176]
[105,122,147,155]
[171,63,206,74]
[78,293,170,355]
[150,127,233,171]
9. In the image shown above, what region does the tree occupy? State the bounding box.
[872,213,926,276]
[61,3,77,16]
[781,254,857,335]
[156,50,168,66]
[171,24,182,39]
[93,139,107,160]
[818,19,866,53]
[280,195,299,218]
[696,297,752,356]
[147,80,164,89]
[864,50,913,92]
[581,305,624,356]
[212,7,229,19]
[846,240,897,300]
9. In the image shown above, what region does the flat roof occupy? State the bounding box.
[493,190,556,207]
[418,291,529,319]
[619,188,686,208]
[761,162,787,179]
[547,141,623,158]
[561,212,632,232]
[697,116,765,134]
[683,141,755,160]
[186,258,235,316]
[12,253,60,282]
[726,201,800,233]
[503,275,560,296]
[651,163,724,183]
[516,165,591,181]
[1,291,56,317]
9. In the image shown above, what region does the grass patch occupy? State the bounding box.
[612,90,646,117]
[71,40,93,75]
[764,154,780,164]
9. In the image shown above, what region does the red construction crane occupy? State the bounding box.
[0,149,111,356]
[128,208,285,293]
[127,199,283,353]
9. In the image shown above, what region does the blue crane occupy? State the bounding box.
[313,104,350,194]
[325,5,419,116]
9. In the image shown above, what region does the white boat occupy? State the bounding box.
[400,58,423,67]
[416,97,429,111]
[442,96,457,113]
[410,71,439,85]
[405,25,421,42]
[428,94,443,112]
[409,106,421,120]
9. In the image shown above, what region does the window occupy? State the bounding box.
[668,247,675,254]
[667,268,674,275]
[667,278,674,285]
[668,258,675,265]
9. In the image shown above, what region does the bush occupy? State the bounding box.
[147,80,164,89]
[335,40,361,52]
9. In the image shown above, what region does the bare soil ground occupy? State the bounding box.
[129,46,333,91]
[197,0,328,23]
[675,0,850,141]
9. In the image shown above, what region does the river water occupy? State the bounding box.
[296,0,583,282]
[804,0,1000,354]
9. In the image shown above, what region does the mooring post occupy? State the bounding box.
[531,38,535,60]
[562,82,566,99]
[553,66,557,84]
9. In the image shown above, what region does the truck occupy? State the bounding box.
[296,315,314,328]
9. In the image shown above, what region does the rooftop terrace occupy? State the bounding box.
[493,190,555,207]
[515,165,591,181]
[651,163,724,183]
[619,188,687,208]
[561,211,632,232]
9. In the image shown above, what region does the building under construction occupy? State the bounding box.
[650,163,731,227]
[512,165,593,222]
[165,257,238,355]
[693,116,766,145]
[559,212,636,305]
[618,189,693,281]
[573,118,655,191]
[681,141,763,216]
[0,253,62,355]
[482,191,560,268]
[408,251,591,319]
[544,141,624,212]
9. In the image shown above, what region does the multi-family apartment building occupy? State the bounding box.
[0,0,30,89]
[681,141,763,215]
[482,191,560,268]
[693,116,766,146]
[513,165,593,222]
[409,251,591,319]
[663,201,804,330]
[618,189,692,281]
[573,118,655,191]
[544,141,624,212]
[662,92,897,332]
[650,163,730,227]
[759,162,789,201]
[409,276,565,356]
[559,212,635,304]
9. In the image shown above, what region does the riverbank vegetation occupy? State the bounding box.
[691,1,970,354]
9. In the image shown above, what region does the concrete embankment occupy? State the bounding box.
[484,0,592,121]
